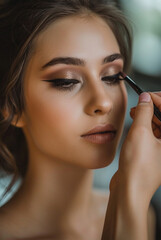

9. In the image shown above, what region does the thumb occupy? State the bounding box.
[132,92,153,129]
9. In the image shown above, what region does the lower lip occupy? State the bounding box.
[81,132,116,144]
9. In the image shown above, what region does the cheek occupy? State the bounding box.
[24,90,81,148]
[112,83,127,127]
[119,84,127,113]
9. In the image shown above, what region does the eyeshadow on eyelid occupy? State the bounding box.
[102,60,123,68]
[101,66,123,76]
[42,70,82,80]
[41,62,123,79]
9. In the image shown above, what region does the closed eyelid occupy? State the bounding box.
[42,78,80,82]
[41,68,83,80]
[41,63,123,85]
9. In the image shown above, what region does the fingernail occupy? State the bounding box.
[139,92,151,103]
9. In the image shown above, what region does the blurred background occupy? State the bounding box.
[0,0,161,238]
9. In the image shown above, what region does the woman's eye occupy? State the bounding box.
[102,72,121,85]
[43,78,80,91]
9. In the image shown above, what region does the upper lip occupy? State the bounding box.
[81,124,116,136]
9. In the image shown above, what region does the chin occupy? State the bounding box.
[86,152,116,170]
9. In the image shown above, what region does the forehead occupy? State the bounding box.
[32,15,120,66]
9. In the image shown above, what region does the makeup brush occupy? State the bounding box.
[120,72,161,121]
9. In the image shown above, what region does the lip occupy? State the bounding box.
[81,124,117,144]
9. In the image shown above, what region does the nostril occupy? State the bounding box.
[94,109,101,113]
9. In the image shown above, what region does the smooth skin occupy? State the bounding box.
[0,15,127,240]
[0,14,158,240]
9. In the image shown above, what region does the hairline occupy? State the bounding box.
[27,11,111,61]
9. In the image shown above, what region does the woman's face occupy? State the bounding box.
[22,15,127,169]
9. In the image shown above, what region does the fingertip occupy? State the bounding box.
[139,92,151,103]
[130,108,135,119]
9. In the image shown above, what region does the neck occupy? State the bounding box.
[11,155,94,235]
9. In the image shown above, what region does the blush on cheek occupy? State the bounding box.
[24,92,80,144]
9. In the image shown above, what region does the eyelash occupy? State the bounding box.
[102,72,121,85]
[43,72,121,91]
[44,78,80,91]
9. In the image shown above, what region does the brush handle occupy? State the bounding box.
[124,75,143,95]
[123,74,161,122]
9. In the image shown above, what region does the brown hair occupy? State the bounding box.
[0,0,132,194]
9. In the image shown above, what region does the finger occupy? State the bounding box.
[130,106,161,136]
[149,92,161,111]
[153,127,161,138]
[130,107,136,113]
[130,107,136,119]
[152,122,157,131]
[150,91,161,97]
[132,92,153,130]
[149,92,161,126]
[152,114,161,127]
[152,122,161,138]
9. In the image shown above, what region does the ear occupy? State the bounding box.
[3,109,26,128]
[11,113,26,128]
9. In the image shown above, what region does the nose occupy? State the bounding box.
[84,81,113,116]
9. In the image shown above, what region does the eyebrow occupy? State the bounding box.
[41,53,123,69]
[103,53,123,64]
